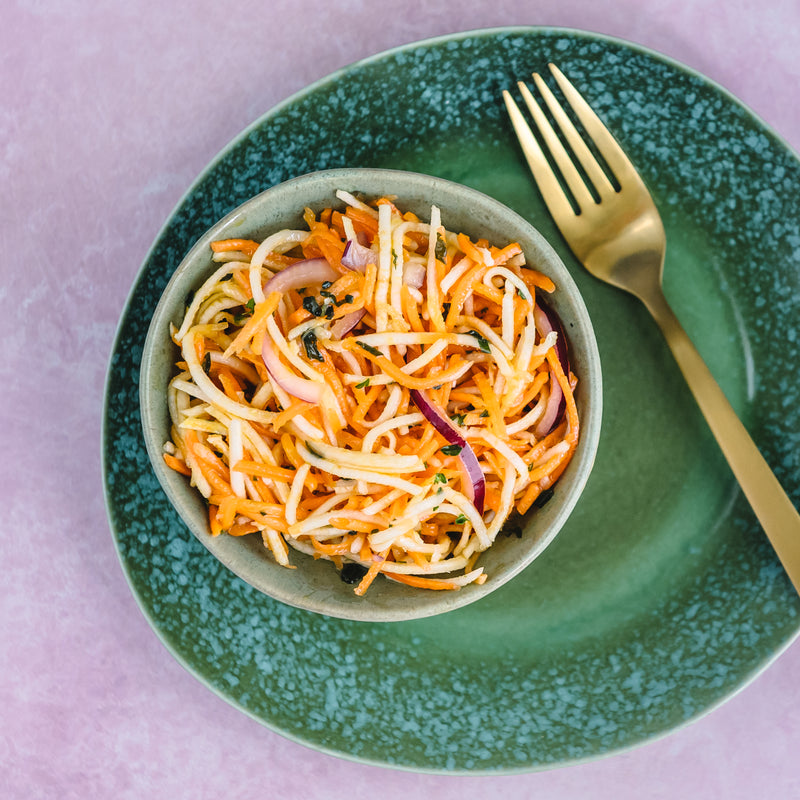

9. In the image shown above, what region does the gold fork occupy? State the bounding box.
[504,64,800,594]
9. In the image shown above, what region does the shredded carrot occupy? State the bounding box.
[351,383,383,425]
[287,307,313,328]
[456,232,485,265]
[210,239,261,257]
[163,452,191,476]
[353,550,391,596]
[345,206,379,237]
[445,262,486,327]
[520,268,556,293]
[473,372,506,439]
[217,368,243,401]
[402,284,425,332]
[472,282,504,306]
[272,399,315,432]
[491,243,523,265]
[224,291,281,357]
[516,482,542,515]
[346,343,467,390]
[547,348,580,448]
[208,504,224,536]
[317,351,354,418]
[312,537,355,556]
[330,518,380,533]
[387,573,458,590]
[231,459,299,482]
[166,192,580,597]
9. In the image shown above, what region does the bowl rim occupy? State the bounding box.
[139,167,603,622]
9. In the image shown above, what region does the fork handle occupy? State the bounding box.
[643,289,800,592]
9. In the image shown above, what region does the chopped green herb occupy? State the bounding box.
[433,472,447,484]
[480,409,490,418]
[467,329,491,353]
[302,296,323,317]
[450,413,466,426]
[324,304,334,319]
[435,232,447,261]
[301,330,324,362]
[441,444,463,456]
[391,248,398,266]
[454,514,467,524]
[202,352,211,374]
[355,378,370,389]
[245,298,256,313]
[296,287,307,295]
[340,562,368,585]
[357,341,382,357]
[321,280,332,289]
[442,301,451,317]
[320,290,355,308]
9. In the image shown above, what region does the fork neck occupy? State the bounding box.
[602,248,666,309]
[623,255,690,357]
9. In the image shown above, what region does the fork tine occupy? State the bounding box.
[515,80,597,211]
[502,89,576,222]
[547,63,640,186]
[531,73,615,198]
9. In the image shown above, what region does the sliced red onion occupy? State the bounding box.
[534,377,563,438]
[257,258,339,403]
[261,332,323,404]
[411,389,485,515]
[535,299,570,374]
[330,308,366,339]
[534,299,570,437]
[403,261,426,289]
[263,257,339,294]
[341,239,375,272]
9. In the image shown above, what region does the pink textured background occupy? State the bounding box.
[3,1,799,797]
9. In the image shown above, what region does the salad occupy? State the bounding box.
[162,190,579,595]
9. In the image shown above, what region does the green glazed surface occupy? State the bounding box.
[103,27,800,772]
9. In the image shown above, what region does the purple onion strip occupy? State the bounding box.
[410,389,485,515]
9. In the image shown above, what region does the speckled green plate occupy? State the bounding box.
[103,27,800,773]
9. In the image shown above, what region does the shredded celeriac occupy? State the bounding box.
[162,193,580,595]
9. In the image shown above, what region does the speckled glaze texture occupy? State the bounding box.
[104,28,800,772]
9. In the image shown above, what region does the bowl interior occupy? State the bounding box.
[139,168,602,621]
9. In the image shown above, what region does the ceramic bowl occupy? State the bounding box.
[139,167,602,622]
